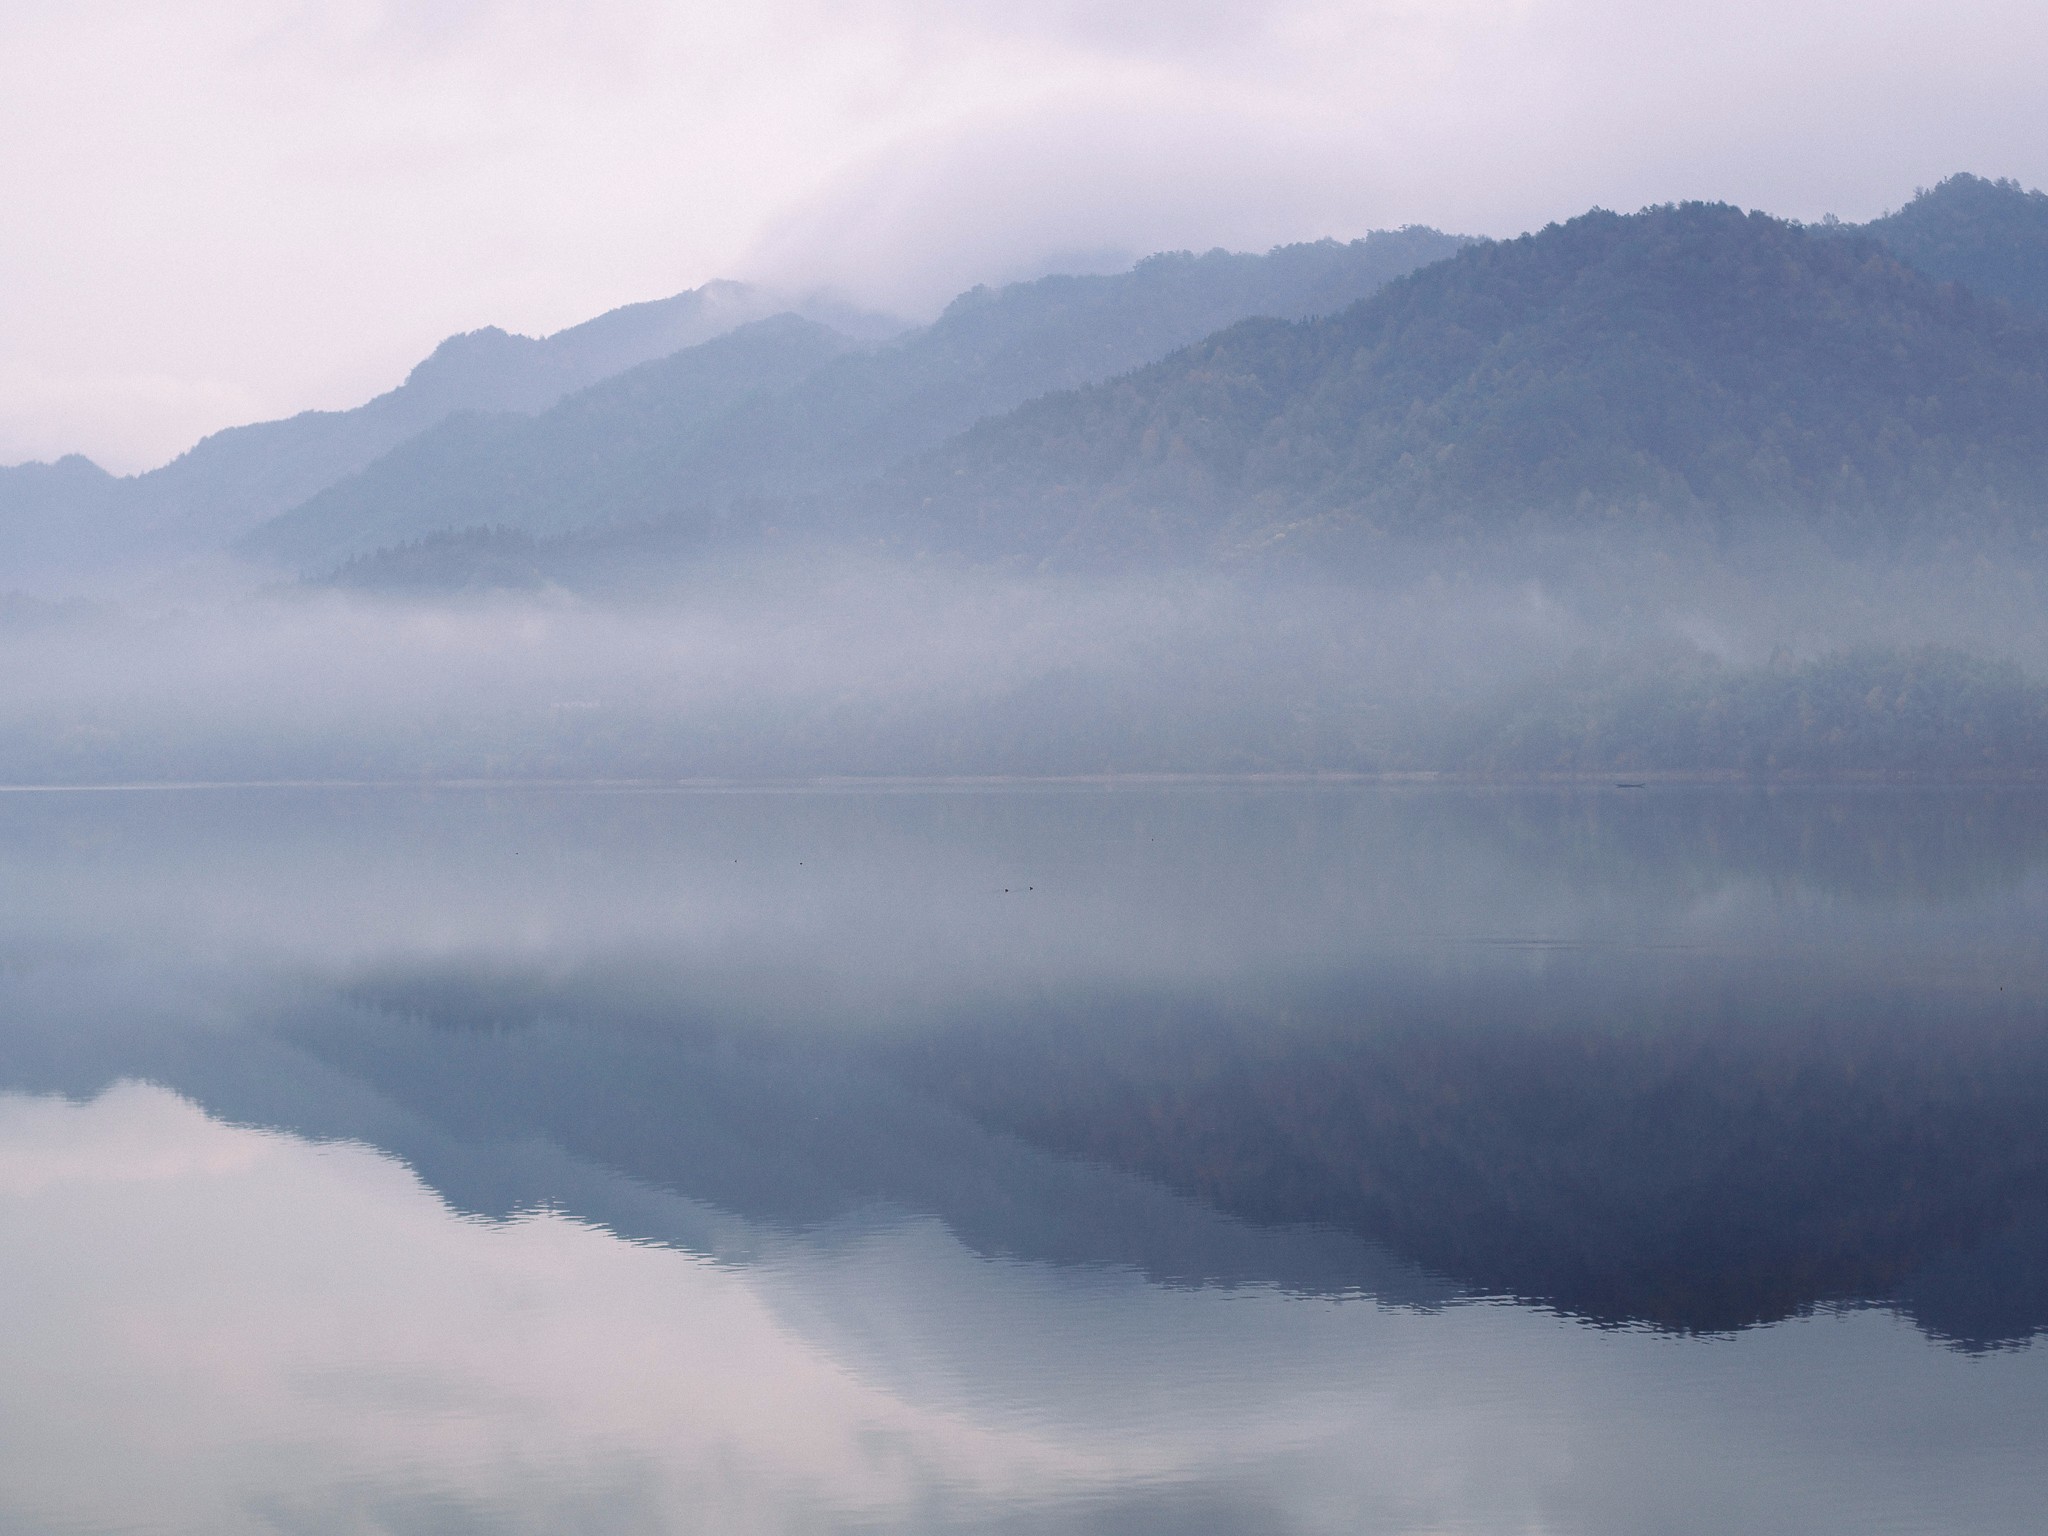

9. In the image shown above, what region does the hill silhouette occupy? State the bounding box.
[19,181,2048,595]
[1855,173,2048,313]
[0,281,901,588]
[895,203,2048,568]
[244,228,1469,570]
[245,314,863,569]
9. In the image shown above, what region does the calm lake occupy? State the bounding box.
[0,782,2043,1534]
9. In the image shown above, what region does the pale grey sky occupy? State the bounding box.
[4,0,2045,472]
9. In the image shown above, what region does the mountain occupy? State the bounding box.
[892,203,2048,569]
[246,315,861,569]
[906,956,2048,1338]
[1854,173,2048,314]
[31,183,2048,593]
[244,227,1470,572]
[0,281,903,590]
[0,454,128,588]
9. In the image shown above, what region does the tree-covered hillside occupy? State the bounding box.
[245,228,1468,570]
[1855,173,2048,313]
[901,204,2048,567]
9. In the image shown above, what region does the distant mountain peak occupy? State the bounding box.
[1850,172,2048,312]
[400,326,529,392]
[1894,171,2046,213]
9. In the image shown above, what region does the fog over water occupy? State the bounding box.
[0,559,1560,780]
[0,542,2042,785]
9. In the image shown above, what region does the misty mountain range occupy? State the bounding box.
[6,173,2048,595]
[0,280,907,586]
[248,227,1469,572]
[901,197,2048,569]
[5,175,2048,783]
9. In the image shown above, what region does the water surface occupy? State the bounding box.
[1,783,2043,1533]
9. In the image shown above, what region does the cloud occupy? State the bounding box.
[745,0,2048,312]
[741,87,1412,315]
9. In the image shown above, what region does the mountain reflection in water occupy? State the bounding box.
[0,783,2043,1533]
[904,969,2048,1345]
[291,949,2048,1347]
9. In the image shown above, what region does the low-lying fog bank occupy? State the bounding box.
[1,551,2044,784]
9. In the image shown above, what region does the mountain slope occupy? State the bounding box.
[894,203,2048,568]
[718,227,1472,494]
[132,281,902,546]
[247,228,1469,571]
[0,281,901,590]
[1855,173,2048,313]
[0,455,125,581]
[244,315,862,569]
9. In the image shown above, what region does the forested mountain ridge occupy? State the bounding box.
[15,179,2048,594]
[1852,173,2048,314]
[244,228,1470,570]
[0,280,902,588]
[894,203,2048,568]
[243,315,863,570]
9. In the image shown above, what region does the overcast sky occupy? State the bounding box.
[4,0,2046,473]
